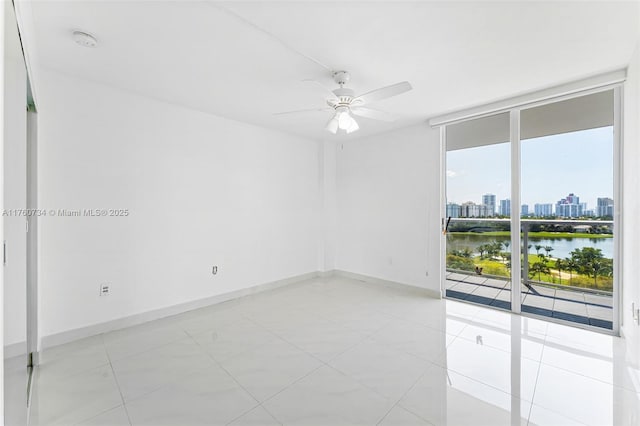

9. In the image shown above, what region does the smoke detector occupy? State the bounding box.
[72,31,98,48]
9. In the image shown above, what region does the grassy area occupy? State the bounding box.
[449,231,612,239]
[524,254,612,291]
[474,257,509,277]
[447,253,613,292]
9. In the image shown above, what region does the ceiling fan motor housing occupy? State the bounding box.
[329,86,356,109]
[333,70,351,86]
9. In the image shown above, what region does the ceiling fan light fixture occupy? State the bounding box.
[337,111,352,130]
[326,116,339,134]
[346,118,359,134]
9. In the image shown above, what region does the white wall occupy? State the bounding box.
[37,70,321,340]
[335,123,441,294]
[622,41,640,365]
[318,140,337,273]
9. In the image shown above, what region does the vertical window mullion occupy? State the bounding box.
[510,110,522,314]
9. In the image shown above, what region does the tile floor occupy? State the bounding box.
[22,276,640,425]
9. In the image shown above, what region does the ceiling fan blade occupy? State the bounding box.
[354,81,412,105]
[273,107,331,116]
[351,107,397,122]
[302,79,338,99]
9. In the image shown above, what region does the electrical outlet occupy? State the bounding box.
[99,283,110,296]
[212,266,218,275]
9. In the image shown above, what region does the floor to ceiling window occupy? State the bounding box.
[443,88,620,333]
[445,112,512,311]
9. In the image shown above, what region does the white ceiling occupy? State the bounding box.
[22,0,640,141]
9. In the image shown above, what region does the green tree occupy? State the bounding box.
[564,257,578,284]
[487,241,502,258]
[554,259,564,285]
[544,246,554,258]
[592,259,603,286]
[534,244,543,255]
[570,247,607,288]
[451,248,472,258]
[477,244,488,259]
[529,261,550,282]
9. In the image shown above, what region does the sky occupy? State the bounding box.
[446,126,614,209]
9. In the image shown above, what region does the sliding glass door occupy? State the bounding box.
[443,88,619,333]
[445,113,512,311]
[519,91,616,330]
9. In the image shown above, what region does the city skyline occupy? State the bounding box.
[446,126,614,209]
[446,191,613,218]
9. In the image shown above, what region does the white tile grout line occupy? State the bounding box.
[232,283,474,419]
[101,326,192,363]
[525,358,545,425]
[229,294,424,423]
[182,330,263,407]
[235,312,374,409]
[223,364,326,426]
[526,344,595,426]
[72,405,129,426]
[375,362,438,426]
[101,333,134,426]
[176,315,323,426]
[54,338,134,426]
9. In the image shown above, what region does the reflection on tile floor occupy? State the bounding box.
[446,271,613,329]
[27,276,638,425]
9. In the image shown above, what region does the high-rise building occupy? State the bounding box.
[482,193,496,216]
[446,203,460,218]
[534,203,553,217]
[460,201,490,218]
[556,203,582,217]
[521,204,529,216]
[556,193,584,218]
[566,193,579,204]
[597,197,614,217]
[499,199,511,216]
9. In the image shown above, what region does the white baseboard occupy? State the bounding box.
[3,341,27,359]
[41,271,320,349]
[331,269,442,299]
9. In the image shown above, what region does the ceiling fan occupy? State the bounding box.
[275,71,412,134]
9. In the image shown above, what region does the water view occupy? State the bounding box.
[445,218,614,293]
[447,233,613,259]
